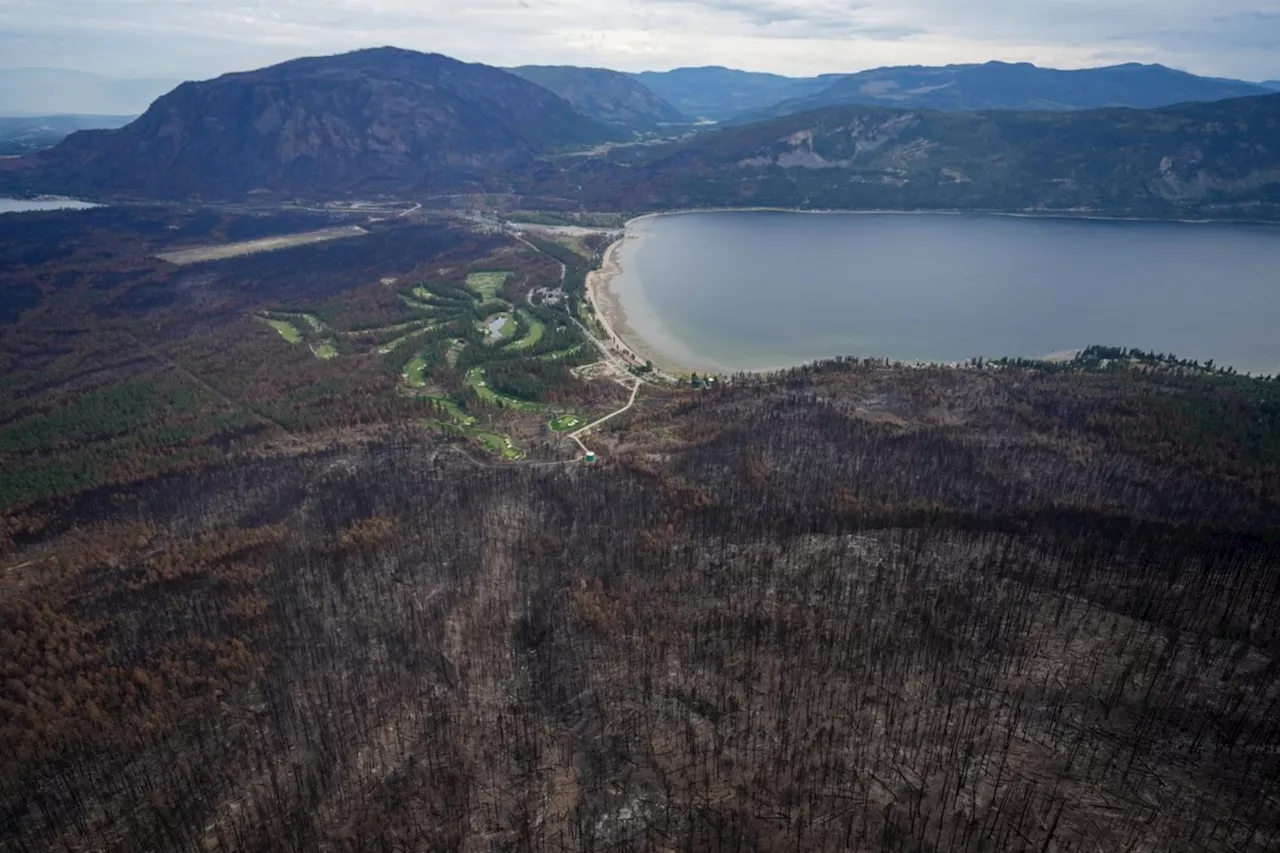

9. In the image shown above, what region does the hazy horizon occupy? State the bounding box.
[0,0,1277,83]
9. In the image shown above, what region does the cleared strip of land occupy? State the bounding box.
[157,226,367,265]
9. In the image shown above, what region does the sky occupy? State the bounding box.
[0,0,1278,82]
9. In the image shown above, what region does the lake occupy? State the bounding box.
[608,211,1280,376]
[0,196,99,214]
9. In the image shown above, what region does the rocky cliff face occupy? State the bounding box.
[29,47,617,198]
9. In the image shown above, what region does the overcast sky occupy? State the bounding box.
[1,0,1278,81]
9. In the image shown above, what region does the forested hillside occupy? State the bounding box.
[578,93,1280,219]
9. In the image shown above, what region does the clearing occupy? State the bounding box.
[157,226,367,265]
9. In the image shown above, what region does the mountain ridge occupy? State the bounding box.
[573,93,1280,220]
[630,67,842,120]
[7,49,1280,222]
[507,65,686,130]
[12,47,618,198]
[742,61,1275,120]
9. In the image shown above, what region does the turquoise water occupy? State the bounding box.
[610,211,1280,375]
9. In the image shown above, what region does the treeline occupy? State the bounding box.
[484,359,573,402]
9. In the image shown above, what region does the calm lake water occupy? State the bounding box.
[611,211,1280,376]
[0,196,99,214]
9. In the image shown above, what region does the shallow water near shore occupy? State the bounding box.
[607,211,1280,375]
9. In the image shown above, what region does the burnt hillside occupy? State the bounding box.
[2,364,1279,852]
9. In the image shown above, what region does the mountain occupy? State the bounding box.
[0,114,134,155]
[630,67,841,120]
[0,69,179,117]
[15,47,617,198]
[579,93,1280,219]
[1264,81,1280,91]
[507,65,686,131]
[748,61,1275,119]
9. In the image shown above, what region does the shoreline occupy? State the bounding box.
[583,207,1276,380]
[585,234,698,377]
[620,206,1280,229]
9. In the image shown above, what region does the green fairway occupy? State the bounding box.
[299,314,329,333]
[376,324,438,354]
[477,431,524,459]
[550,413,585,432]
[426,395,477,426]
[434,418,524,460]
[465,367,499,403]
[398,293,433,311]
[312,341,339,360]
[466,271,510,300]
[534,344,586,362]
[505,310,546,350]
[349,318,433,338]
[403,353,430,387]
[465,367,545,411]
[262,317,304,344]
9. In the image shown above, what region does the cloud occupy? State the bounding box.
[0,0,1276,80]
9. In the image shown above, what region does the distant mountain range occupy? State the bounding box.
[629,67,842,121]
[0,68,180,117]
[738,62,1275,120]
[507,66,686,130]
[5,47,1280,221]
[1263,81,1280,91]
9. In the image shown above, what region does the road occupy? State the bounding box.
[568,376,641,456]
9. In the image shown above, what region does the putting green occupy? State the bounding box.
[550,413,585,432]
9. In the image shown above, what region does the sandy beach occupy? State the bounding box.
[585,232,696,377]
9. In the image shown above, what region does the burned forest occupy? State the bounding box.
[2,360,1279,853]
